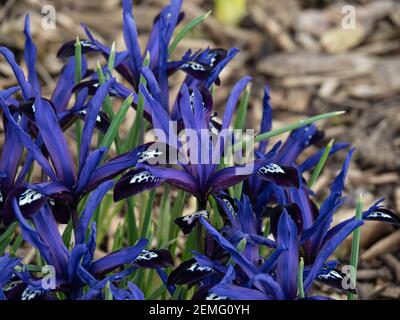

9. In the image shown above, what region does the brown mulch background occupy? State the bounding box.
[1,0,400,299]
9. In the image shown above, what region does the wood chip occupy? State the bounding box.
[321,26,366,54]
[381,254,400,284]
[361,230,400,260]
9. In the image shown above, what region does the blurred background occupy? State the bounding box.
[1,0,400,299]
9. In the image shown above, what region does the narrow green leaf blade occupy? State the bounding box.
[125,52,150,151]
[100,94,133,151]
[308,139,335,188]
[168,11,212,56]
[0,222,17,255]
[347,193,363,300]
[255,111,345,143]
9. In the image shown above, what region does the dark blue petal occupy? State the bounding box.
[122,0,143,84]
[51,58,79,113]
[276,210,299,299]
[299,142,350,172]
[167,258,215,285]
[87,144,147,193]
[34,97,76,186]
[56,39,98,58]
[132,249,174,268]
[0,101,57,181]
[0,47,32,99]
[113,168,163,201]
[199,216,257,277]
[221,76,252,130]
[0,112,24,190]
[211,284,268,300]
[89,239,148,276]
[23,15,40,95]
[248,273,285,300]
[304,219,363,292]
[79,78,115,168]
[76,181,114,245]
[75,147,107,195]
[205,48,239,88]
[174,211,208,234]
[256,163,300,188]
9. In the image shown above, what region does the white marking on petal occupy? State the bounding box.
[19,189,42,206]
[223,199,236,216]
[21,288,43,300]
[368,211,393,220]
[187,262,213,272]
[181,61,206,71]
[81,40,95,49]
[3,280,22,292]
[136,250,158,261]
[206,293,227,300]
[318,270,342,280]
[79,109,101,123]
[209,55,217,68]
[129,171,158,184]
[182,210,208,225]
[208,122,219,136]
[137,149,163,163]
[258,163,285,175]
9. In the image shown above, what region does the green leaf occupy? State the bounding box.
[107,41,116,73]
[125,197,138,246]
[74,36,82,84]
[96,62,115,119]
[231,111,345,154]
[100,94,133,151]
[234,82,251,130]
[347,193,363,300]
[10,233,23,256]
[148,284,168,300]
[62,221,74,249]
[168,191,187,253]
[308,139,335,188]
[0,222,17,255]
[255,111,345,143]
[112,223,124,252]
[157,185,171,246]
[168,11,212,56]
[96,62,124,154]
[169,286,184,300]
[298,257,305,299]
[124,52,150,151]
[98,194,124,244]
[140,189,156,239]
[231,83,251,199]
[227,238,246,266]
[208,195,224,230]
[104,282,113,300]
